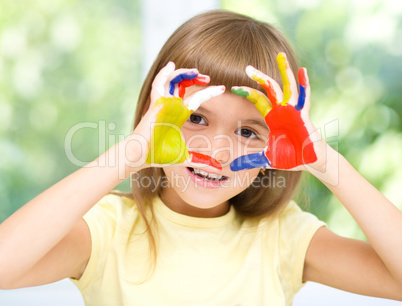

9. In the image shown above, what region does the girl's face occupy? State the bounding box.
[161,88,269,217]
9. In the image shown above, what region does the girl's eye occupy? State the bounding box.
[236,128,258,139]
[188,114,207,125]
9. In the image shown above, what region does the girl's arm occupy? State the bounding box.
[0,135,144,289]
[0,62,224,289]
[303,146,402,300]
[231,53,402,300]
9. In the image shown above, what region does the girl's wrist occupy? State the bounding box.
[116,134,150,179]
[305,144,341,186]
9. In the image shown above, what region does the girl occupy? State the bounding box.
[0,9,401,305]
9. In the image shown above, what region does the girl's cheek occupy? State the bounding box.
[233,168,260,190]
[182,128,211,151]
[238,139,265,157]
[186,135,212,152]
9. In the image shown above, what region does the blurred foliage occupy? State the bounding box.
[0,0,141,220]
[222,0,402,239]
[1,0,401,240]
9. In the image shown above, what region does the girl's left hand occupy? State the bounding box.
[230,52,327,172]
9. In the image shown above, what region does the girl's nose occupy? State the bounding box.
[210,135,233,167]
[186,134,233,167]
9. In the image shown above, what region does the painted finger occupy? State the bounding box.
[231,86,271,117]
[277,53,298,106]
[297,67,311,113]
[168,69,201,98]
[230,151,271,171]
[296,68,307,111]
[185,85,225,111]
[151,62,176,100]
[245,65,283,105]
[176,74,210,99]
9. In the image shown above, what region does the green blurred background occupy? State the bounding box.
[1,0,401,240]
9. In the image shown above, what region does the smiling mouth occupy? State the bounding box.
[187,167,229,181]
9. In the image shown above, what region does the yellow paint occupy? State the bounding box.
[277,53,291,106]
[246,90,271,117]
[251,75,266,87]
[146,97,191,164]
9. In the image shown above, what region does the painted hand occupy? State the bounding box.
[230,53,318,171]
[145,62,225,168]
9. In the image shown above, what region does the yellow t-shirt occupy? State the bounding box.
[71,194,325,306]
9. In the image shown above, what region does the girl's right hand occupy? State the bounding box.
[129,62,225,171]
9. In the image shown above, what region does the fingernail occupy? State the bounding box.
[209,86,225,97]
[298,68,307,87]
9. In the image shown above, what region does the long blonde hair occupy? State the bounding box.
[124,9,303,278]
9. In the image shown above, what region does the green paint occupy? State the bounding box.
[232,87,270,117]
[231,87,250,98]
[146,97,192,165]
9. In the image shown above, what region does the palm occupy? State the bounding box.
[147,97,192,165]
[264,104,315,169]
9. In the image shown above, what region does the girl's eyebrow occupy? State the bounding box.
[240,119,269,132]
[195,105,213,115]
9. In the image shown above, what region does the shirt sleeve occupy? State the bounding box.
[70,195,120,290]
[277,201,326,296]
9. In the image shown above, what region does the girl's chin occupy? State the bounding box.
[160,184,231,217]
[161,165,257,209]
[179,190,230,209]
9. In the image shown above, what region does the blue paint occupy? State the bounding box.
[169,71,198,95]
[230,151,271,171]
[295,84,306,111]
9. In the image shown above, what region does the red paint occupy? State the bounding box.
[258,81,278,107]
[249,68,316,169]
[189,151,222,170]
[264,105,316,169]
[298,68,307,87]
[178,75,210,99]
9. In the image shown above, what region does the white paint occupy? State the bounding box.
[187,85,225,111]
